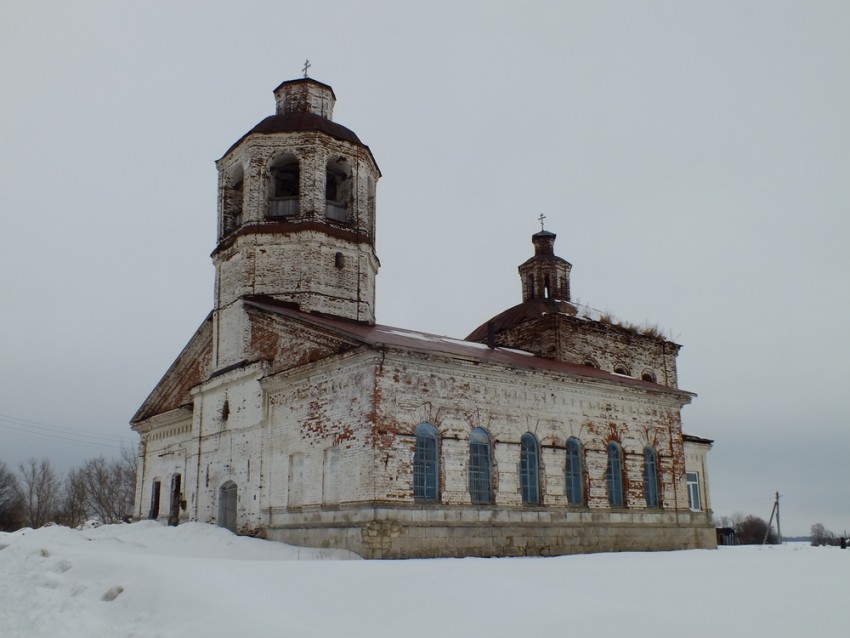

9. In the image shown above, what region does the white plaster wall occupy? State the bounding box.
[684,440,713,513]
[263,352,378,519]
[134,410,193,523]
[190,366,266,534]
[372,352,692,512]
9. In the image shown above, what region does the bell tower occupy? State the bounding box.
[518,230,572,302]
[211,77,381,368]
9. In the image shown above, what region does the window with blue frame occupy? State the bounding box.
[606,442,625,507]
[565,437,584,505]
[644,446,659,508]
[469,427,492,505]
[520,433,540,505]
[413,422,439,501]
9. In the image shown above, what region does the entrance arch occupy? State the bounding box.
[218,481,238,533]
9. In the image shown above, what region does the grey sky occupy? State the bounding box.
[1,1,848,536]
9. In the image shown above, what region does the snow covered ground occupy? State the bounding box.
[1,522,846,638]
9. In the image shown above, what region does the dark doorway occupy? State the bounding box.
[168,474,182,527]
[218,481,238,533]
[149,480,161,519]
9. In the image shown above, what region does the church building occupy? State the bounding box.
[131,76,715,558]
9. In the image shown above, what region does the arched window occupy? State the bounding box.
[218,481,237,533]
[614,364,631,376]
[565,437,584,505]
[469,427,492,505]
[519,433,539,505]
[641,370,656,383]
[268,154,299,217]
[644,447,659,508]
[606,442,625,507]
[413,423,439,502]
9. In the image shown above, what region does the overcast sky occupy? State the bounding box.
[1,1,848,537]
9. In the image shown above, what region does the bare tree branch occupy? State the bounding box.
[17,458,62,528]
[0,460,24,531]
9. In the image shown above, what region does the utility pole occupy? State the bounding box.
[763,491,781,544]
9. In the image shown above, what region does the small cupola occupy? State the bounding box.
[518,230,572,302]
[273,78,336,119]
[531,230,557,256]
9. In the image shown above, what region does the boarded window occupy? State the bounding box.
[288,453,304,507]
[322,447,340,504]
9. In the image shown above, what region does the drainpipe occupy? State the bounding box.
[666,413,680,527]
[194,399,204,521]
[138,436,147,519]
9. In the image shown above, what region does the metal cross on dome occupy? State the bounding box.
[538,213,547,231]
[302,59,311,78]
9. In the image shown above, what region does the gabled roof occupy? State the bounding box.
[244,296,695,399]
[131,315,213,425]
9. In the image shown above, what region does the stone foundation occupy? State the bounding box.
[266,505,717,559]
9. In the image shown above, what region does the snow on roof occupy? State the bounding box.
[244,297,693,397]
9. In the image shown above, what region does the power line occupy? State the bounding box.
[0,412,130,442]
[0,423,131,451]
[0,413,133,451]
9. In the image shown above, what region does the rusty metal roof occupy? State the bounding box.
[272,77,337,99]
[466,297,578,342]
[244,296,695,399]
[220,112,376,165]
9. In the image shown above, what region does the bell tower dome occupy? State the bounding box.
[211,77,381,368]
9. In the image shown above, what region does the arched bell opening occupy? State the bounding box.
[221,163,244,237]
[325,156,352,223]
[268,153,300,218]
